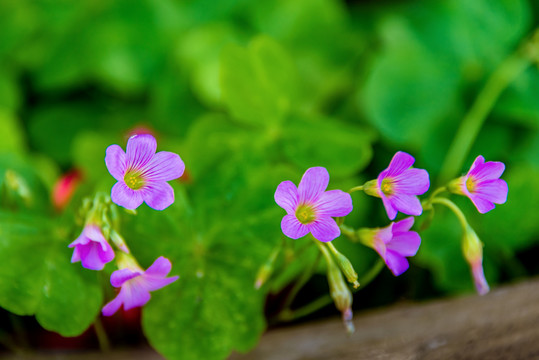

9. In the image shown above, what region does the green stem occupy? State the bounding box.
[93,317,111,352]
[439,51,530,183]
[280,251,321,311]
[357,258,386,289]
[348,185,364,193]
[340,224,358,242]
[430,197,468,230]
[277,295,333,322]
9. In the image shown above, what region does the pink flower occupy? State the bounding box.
[449,155,508,214]
[365,152,429,220]
[274,167,353,242]
[105,134,185,210]
[102,256,179,316]
[69,224,115,270]
[358,217,421,276]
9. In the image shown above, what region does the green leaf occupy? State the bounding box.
[281,114,373,177]
[0,211,102,336]
[126,163,285,360]
[361,17,460,146]
[0,110,25,154]
[220,35,298,126]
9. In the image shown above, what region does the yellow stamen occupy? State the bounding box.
[124,170,146,190]
[295,204,317,224]
[381,178,393,195]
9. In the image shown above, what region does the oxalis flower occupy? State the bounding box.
[102,256,179,316]
[69,224,115,271]
[357,217,421,276]
[105,134,185,210]
[274,167,352,242]
[448,155,508,214]
[364,152,429,220]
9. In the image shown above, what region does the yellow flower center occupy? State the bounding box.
[295,204,317,225]
[466,177,476,192]
[124,170,146,190]
[380,178,393,195]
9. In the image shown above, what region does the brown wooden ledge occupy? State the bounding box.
[231,278,539,360]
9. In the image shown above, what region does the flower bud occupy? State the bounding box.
[326,243,359,288]
[462,224,489,295]
[327,258,354,334]
[254,246,280,289]
[52,169,82,211]
[110,230,130,254]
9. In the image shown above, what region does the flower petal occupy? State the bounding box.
[309,216,340,242]
[102,295,123,316]
[468,194,495,214]
[393,168,430,195]
[386,152,415,177]
[474,179,508,204]
[387,231,421,257]
[110,268,141,288]
[126,134,157,170]
[388,193,423,216]
[142,275,179,292]
[392,217,415,233]
[79,243,108,270]
[384,250,409,276]
[281,214,309,239]
[121,280,152,310]
[381,194,398,220]
[298,167,329,204]
[274,181,299,214]
[111,181,144,209]
[315,190,353,217]
[144,151,185,181]
[470,160,505,182]
[142,181,174,210]
[145,256,172,277]
[467,155,485,174]
[105,145,127,181]
[471,262,489,295]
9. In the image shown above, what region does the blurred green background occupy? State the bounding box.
[1,0,539,359]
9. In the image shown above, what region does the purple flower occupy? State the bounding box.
[105,134,185,210]
[449,155,508,214]
[69,224,115,271]
[274,167,353,242]
[365,152,429,220]
[358,217,421,276]
[102,256,179,316]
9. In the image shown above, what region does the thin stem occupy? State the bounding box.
[277,295,333,322]
[430,197,468,230]
[428,186,447,203]
[280,252,321,311]
[339,224,358,242]
[357,258,385,289]
[347,185,364,193]
[93,317,111,352]
[439,50,530,183]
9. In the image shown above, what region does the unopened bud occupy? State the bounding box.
[327,258,354,333]
[462,224,489,295]
[254,246,280,289]
[327,243,359,288]
[123,208,137,215]
[51,169,82,211]
[110,230,129,254]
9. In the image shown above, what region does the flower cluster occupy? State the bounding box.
[69,134,182,315]
[272,150,508,327]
